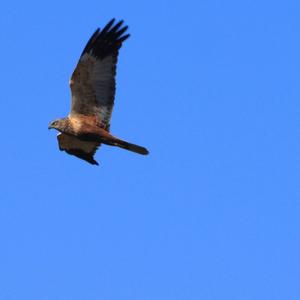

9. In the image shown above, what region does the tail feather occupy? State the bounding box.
[97,130,149,155]
[103,137,149,155]
[114,139,149,155]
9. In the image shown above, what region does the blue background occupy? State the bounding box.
[0,0,300,299]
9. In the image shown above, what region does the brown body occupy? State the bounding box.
[49,19,149,165]
[59,115,147,153]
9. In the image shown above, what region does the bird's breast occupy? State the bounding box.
[69,117,83,132]
[68,114,102,136]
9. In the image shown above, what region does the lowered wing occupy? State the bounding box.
[57,133,101,165]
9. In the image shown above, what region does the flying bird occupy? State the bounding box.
[49,19,149,165]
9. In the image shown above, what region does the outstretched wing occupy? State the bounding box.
[57,133,101,165]
[69,19,130,130]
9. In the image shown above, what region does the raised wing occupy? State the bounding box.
[57,133,101,165]
[69,19,130,130]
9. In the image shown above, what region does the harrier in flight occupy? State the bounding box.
[49,19,149,165]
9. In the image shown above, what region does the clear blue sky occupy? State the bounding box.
[0,0,300,299]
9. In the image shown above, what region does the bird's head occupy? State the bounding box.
[48,118,68,132]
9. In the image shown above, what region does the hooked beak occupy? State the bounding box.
[48,124,53,130]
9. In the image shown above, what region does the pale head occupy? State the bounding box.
[48,118,69,132]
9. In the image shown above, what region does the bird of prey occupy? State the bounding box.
[49,19,149,165]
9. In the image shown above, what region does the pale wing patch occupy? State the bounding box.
[70,53,116,129]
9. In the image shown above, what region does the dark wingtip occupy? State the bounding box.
[64,149,99,165]
[89,157,99,165]
[118,33,130,43]
[113,20,124,31]
[101,18,115,34]
[81,18,130,59]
